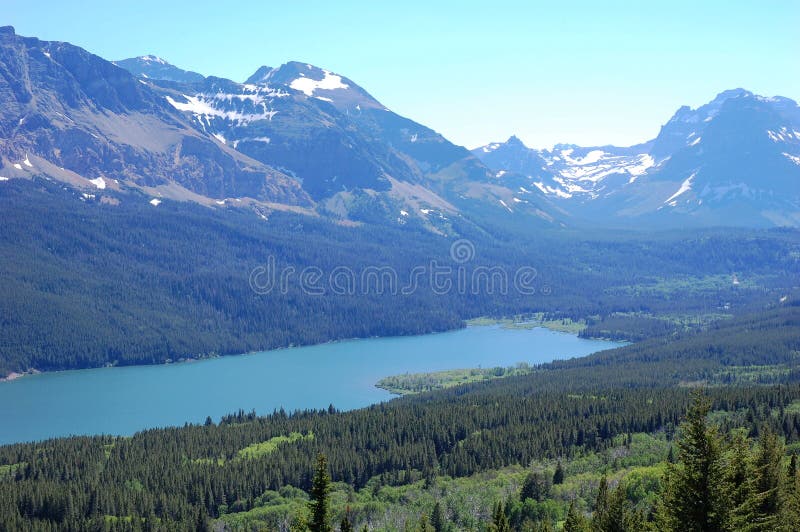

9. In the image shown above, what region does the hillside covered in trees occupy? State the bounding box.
[1,178,797,378]
[1,305,799,530]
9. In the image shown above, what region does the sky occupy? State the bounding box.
[4,0,799,149]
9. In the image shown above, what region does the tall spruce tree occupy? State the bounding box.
[490,501,510,532]
[658,391,729,532]
[746,428,785,531]
[430,501,445,532]
[553,462,565,485]
[727,431,755,531]
[564,500,590,532]
[309,454,333,532]
[592,476,611,532]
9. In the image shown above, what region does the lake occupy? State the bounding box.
[0,325,622,445]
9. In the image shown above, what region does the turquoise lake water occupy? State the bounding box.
[0,325,622,445]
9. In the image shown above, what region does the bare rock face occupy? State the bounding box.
[0,26,310,206]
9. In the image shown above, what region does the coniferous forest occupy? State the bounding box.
[1,303,800,530]
[1,179,797,377]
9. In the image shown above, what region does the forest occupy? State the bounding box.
[1,304,799,530]
[1,178,798,377]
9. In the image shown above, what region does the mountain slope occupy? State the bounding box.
[474,90,800,227]
[0,26,309,206]
[113,55,205,83]
[131,60,562,228]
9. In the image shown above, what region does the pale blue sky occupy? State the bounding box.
[5,1,798,149]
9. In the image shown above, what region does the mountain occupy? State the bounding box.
[476,136,655,200]
[1,27,561,233]
[473,89,800,227]
[113,55,205,83]
[126,59,562,229]
[629,90,800,226]
[0,26,309,206]
[2,26,795,229]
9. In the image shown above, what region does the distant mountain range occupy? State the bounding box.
[1,26,798,228]
[474,89,800,227]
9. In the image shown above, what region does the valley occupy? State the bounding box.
[0,11,799,532]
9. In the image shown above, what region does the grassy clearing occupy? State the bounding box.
[237,432,314,460]
[376,365,535,395]
[466,313,587,334]
[0,462,25,477]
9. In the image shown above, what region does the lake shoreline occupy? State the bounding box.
[0,369,40,383]
[0,318,618,384]
[0,325,623,445]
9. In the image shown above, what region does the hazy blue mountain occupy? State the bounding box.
[113,55,205,83]
[473,90,800,227]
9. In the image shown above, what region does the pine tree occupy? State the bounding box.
[564,500,590,532]
[658,391,729,532]
[309,454,333,532]
[592,476,610,532]
[430,501,444,532]
[592,482,641,532]
[415,514,435,532]
[194,506,210,532]
[746,428,785,531]
[340,507,353,532]
[521,471,550,502]
[727,431,755,530]
[781,459,800,532]
[553,462,565,485]
[537,519,554,532]
[490,501,510,532]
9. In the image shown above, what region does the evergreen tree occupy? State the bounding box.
[746,428,785,531]
[520,471,550,502]
[309,454,333,532]
[564,500,590,532]
[592,476,610,532]
[781,460,800,532]
[658,391,729,532]
[490,501,510,532]
[194,506,210,532]
[727,431,755,530]
[537,519,554,532]
[340,507,353,532]
[430,501,445,532]
[415,514,434,532]
[553,462,565,485]
[592,482,641,532]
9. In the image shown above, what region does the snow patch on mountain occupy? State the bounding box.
[543,149,655,187]
[534,181,573,199]
[89,177,106,189]
[140,55,168,65]
[767,128,800,142]
[783,152,800,166]
[290,70,349,97]
[664,172,696,205]
[166,94,279,124]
